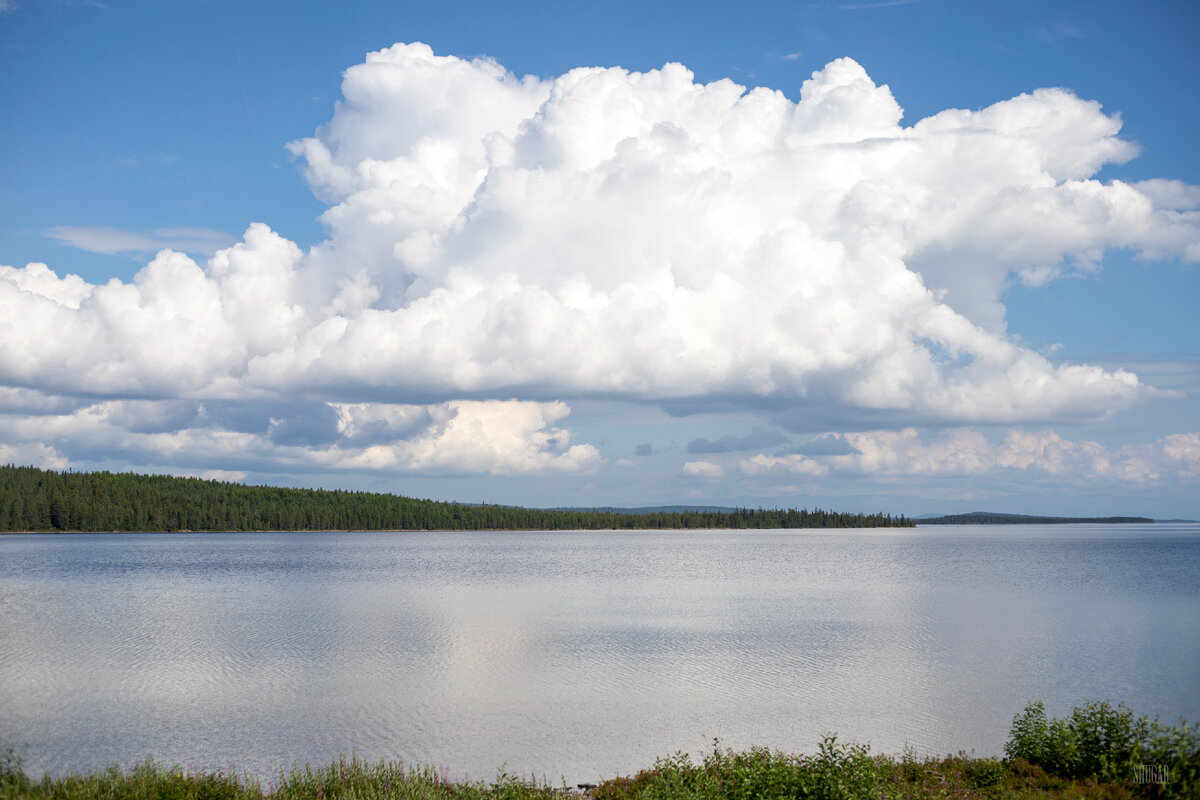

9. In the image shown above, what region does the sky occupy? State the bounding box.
[1,0,1198,518]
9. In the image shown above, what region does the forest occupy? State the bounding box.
[922,511,1153,524]
[0,464,912,532]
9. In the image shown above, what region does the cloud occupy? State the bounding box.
[0,387,86,415]
[834,0,923,9]
[687,429,789,453]
[0,263,92,308]
[1133,179,1200,212]
[325,399,602,475]
[1162,433,1200,482]
[0,1,17,14]
[197,469,249,483]
[47,225,236,256]
[0,397,601,477]
[785,434,857,456]
[3,42,1199,479]
[682,460,724,479]
[0,441,69,470]
[118,153,178,168]
[1033,18,1088,45]
[741,453,829,477]
[739,428,1200,486]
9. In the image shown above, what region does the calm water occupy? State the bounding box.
[2,525,1198,783]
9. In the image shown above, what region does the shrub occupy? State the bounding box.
[961,757,1007,789]
[1005,700,1200,799]
[1005,701,1079,778]
[635,751,711,800]
[1070,701,1149,782]
[807,736,877,800]
[626,738,878,800]
[1144,717,1200,800]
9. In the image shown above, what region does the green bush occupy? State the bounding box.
[628,738,878,800]
[1005,700,1200,798]
[1069,701,1148,782]
[1144,717,1200,800]
[961,757,1007,789]
[806,736,877,800]
[1005,701,1080,778]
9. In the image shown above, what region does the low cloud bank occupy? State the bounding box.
[0,395,600,477]
[739,428,1200,487]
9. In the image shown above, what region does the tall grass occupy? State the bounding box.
[3,701,1197,800]
[0,751,564,800]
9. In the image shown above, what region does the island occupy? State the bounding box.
[0,465,912,532]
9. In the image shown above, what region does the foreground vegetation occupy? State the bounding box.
[3,702,1196,800]
[0,465,912,532]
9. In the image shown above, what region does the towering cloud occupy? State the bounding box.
[2,43,1198,476]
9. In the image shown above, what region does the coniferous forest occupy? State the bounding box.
[0,465,912,532]
[922,511,1153,524]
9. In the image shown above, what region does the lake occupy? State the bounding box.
[1,524,1198,784]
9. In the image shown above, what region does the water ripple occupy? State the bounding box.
[2,528,1198,782]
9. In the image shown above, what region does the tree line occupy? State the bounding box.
[922,512,1153,525]
[0,464,912,532]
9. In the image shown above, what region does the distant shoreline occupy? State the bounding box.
[0,464,912,532]
[920,511,1157,525]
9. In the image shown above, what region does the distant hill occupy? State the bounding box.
[921,511,1154,525]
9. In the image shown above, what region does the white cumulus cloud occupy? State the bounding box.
[0,397,599,477]
[3,42,1199,477]
[682,460,724,479]
[739,427,1200,487]
[0,441,69,470]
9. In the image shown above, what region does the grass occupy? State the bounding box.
[3,702,1196,800]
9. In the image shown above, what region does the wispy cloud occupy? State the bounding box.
[118,153,179,168]
[833,0,923,10]
[0,0,19,14]
[1034,17,1088,45]
[688,429,789,454]
[47,225,236,256]
[781,51,803,61]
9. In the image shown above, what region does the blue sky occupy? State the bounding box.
[1,0,1198,518]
